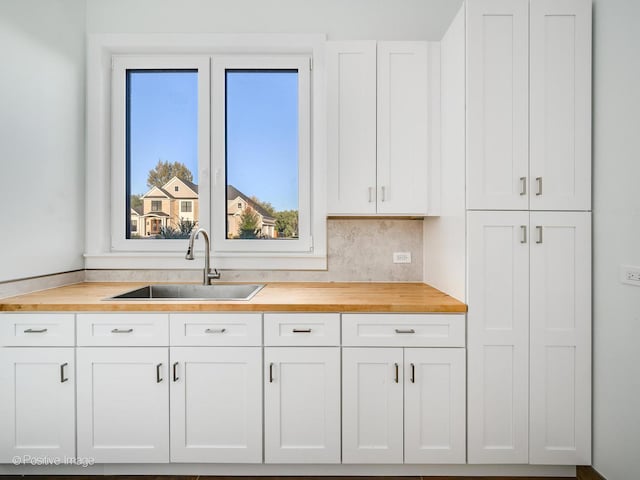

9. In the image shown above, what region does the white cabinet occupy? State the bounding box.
[342,347,404,464]
[466,0,529,210]
[342,347,465,464]
[0,348,75,462]
[466,0,591,211]
[467,211,530,464]
[529,212,591,465]
[76,347,169,463]
[327,41,430,215]
[467,210,591,465]
[529,0,592,211]
[264,347,341,463]
[169,346,262,463]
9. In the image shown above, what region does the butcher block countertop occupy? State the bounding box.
[0,282,466,313]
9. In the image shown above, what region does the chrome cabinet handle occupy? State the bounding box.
[536,226,543,244]
[520,177,527,195]
[381,186,386,202]
[111,328,134,334]
[24,328,48,333]
[536,177,543,196]
[292,328,312,333]
[172,362,179,382]
[60,363,68,383]
[394,363,399,383]
[395,328,415,334]
[205,328,226,334]
[269,363,274,383]
[156,363,163,383]
[410,363,415,384]
[521,225,527,244]
[368,187,374,203]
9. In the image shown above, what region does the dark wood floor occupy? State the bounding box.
[0,466,606,480]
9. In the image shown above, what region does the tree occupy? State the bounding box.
[130,194,143,211]
[238,206,261,239]
[156,219,195,239]
[147,160,193,189]
[275,210,298,238]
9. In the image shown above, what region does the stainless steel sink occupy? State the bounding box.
[105,284,265,301]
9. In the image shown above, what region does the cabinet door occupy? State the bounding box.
[170,347,262,463]
[264,347,340,463]
[377,42,429,215]
[467,211,530,463]
[466,0,529,210]
[529,212,591,465]
[404,348,466,464]
[0,348,75,462]
[342,347,403,464]
[77,347,169,463]
[530,0,591,211]
[326,41,377,215]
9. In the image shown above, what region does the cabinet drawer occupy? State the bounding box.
[170,313,262,346]
[264,313,340,346]
[77,313,168,346]
[0,313,75,347]
[342,314,465,347]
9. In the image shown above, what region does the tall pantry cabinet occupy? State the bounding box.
[465,0,592,466]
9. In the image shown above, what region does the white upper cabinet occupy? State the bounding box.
[529,211,591,465]
[377,42,430,215]
[326,42,377,215]
[466,0,529,210]
[327,41,431,215]
[466,0,591,211]
[529,0,592,211]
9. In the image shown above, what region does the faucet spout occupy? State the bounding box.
[185,228,221,285]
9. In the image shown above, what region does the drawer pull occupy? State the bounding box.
[111,328,134,334]
[173,362,179,382]
[395,328,415,334]
[536,176,543,196]
[60,363,69,383]
[156,363,163,383]
[205,328,226,334]
[410,363,415,383]
[269,363,275,383]
[292,328,312,333]
[394,363,399,383]
[24,328,48,334]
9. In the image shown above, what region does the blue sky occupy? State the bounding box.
[128,69,299,212]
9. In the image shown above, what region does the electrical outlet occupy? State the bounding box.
[620,265,640,286]
[393,252,412,264]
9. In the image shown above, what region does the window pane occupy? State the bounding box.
[225,70,299,240]
[126,70,198,239]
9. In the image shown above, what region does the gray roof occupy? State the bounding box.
[227,185,275,221]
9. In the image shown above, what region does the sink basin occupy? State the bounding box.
[106,284,265,301]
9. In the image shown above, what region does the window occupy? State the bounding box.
[90,36,326,269]
[211,55,311,253]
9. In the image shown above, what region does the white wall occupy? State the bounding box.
[0,0,86,283]
[592,0,640,478]
[86,0,462,40]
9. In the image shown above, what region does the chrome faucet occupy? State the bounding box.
[185,228,221,285]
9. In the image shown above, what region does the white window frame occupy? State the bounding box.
[211,55,311,253]
[85,34,327,270]
[110,55,210,252]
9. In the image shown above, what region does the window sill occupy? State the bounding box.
[83,252,327,271]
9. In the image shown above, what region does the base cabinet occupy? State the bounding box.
[169,347,262,463]
[0,348,75,462]
[264,347,341,464]
[76,347,169,463]
[342,347,465,464]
